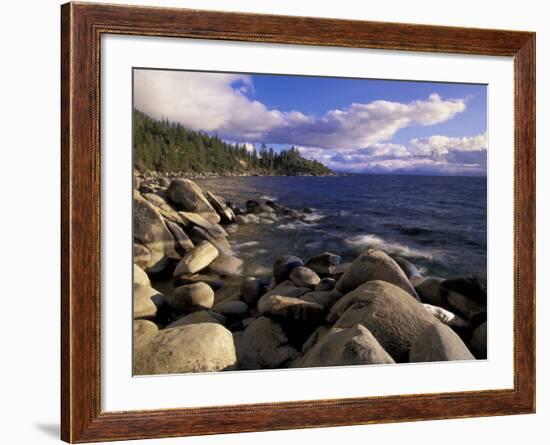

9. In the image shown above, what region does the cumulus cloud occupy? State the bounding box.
[134,70,467,150]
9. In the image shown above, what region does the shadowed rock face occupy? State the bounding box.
[172,241,219,276]
[332,280,438,362]
[336,249,420,300]
[296,325,395,368]
[165,179,220,224]
[409,323,475,362]
[133,323,237,375]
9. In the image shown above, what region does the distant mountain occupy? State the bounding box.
[133,110,333,176]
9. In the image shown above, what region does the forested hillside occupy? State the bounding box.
[133,110,333,176]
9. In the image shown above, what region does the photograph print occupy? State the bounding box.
[132,68,488,376]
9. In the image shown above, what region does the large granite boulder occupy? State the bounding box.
[165,179,220,224]
[133,319,158,353]
[336,249,419,299]
[133,323,236,375]
[165,220,194,254]
[133,284,164,320]
[409,323,475,362]
[166,310,221,328]
[179,211,227,239]
[258,294,324,322]
[206,254,243,277]
[205,191,235,224]
[296,325,395,368]
[423,304,470,329]
[172,240,219,276]
[143,193,184,225]
[165,282,215,313]
[332,280,438,362]
[235,316,298,369]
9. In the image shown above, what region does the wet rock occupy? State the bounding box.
[172,240,219,276]
[409,323,475,362]
[296,325,395,368]
[134,323,237,375]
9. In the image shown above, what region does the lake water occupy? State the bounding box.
[195,174,487,279]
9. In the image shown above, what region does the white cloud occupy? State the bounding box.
[134,70,467,150]
[409,133,487,156]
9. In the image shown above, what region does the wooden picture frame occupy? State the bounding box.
[61,2,536,442]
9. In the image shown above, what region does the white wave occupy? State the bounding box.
[301,210,326,223]
[345,234,436,259]
[232,241,259,249]
[278,221,309,230]
[259,195,277,201]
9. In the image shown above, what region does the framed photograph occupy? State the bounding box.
[61,2,535,442]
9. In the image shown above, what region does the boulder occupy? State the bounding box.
[301,290,342,310]
[143,193,184,225]
[174,273,224,290]
[257,294,324,322]
[189,226,233,256]
[423,304,470,329]
[134,264,151,287]
[133,323,237,375]
[393,256,424,285]
[315,277,336,292]
[165,282,215,313]
[133,319,158,353]
[262,284,311,300]
[165,179,220,223]
[305,252,341,275]
[133,242,151,269]
[289,266,321,288]
[415,277,445,306]
[179,211,227,238]
[172,241,219,276]
[205,191,235,223]
[470,321,487,359]
[446,290,486,321]
[165,220,194,254]
[216,300,249,318]
[206,254,243,277]
[235,316,299,369]
[273,255,304,283]
[133,191,178,261]
[158,177,171,187]
[301,325,329,354]
[241,276,268,305]
[336,249,419,299]
[166,310,221,328]
[409,323,475,362]
[332,280,438,362]
[296,325,395,368]
[133,284,164,320]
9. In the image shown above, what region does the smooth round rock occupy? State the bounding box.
[172,241,219,276]
[273,255,304,283]
[166,282,215,312]
[289,266,321,288]
[409,323,475,362]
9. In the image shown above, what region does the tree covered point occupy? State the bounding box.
[133,109,333,176]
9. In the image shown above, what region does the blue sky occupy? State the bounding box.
[134,69,487,175]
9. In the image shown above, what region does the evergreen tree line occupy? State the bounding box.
[133,109,333,175]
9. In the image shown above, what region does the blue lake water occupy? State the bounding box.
[195,174,487,279]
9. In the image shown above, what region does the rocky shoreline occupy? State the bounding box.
[133,173,487,375]
[137,169,342,181]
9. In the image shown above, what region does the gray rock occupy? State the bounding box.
[166,310,221,328]
[289,266,321,287]
[165,179,220,224]
[305,252,341,275]
[205,191,235,223]
[409,323,475,362]
[133,242,151,270]
[216,300,249,317]
[143,193,184,225]
[415,277,445,306]
[393,256,423,285]
[273,255,304,283]
[441,275,487,303]
[133,191,178,262]
[133,284,164,320]
[165,220,194,254]
[296,325,395,368]
[235,317,299,369]
[240,277,267,305]
[179,211,227,238]
[134,264,151,287]
[446,290,486,321]
[301,290,342,310]
[133,323,236,375]
[189,226,233,256]
[206,254,243,277]
[332,280,438,362]
[172,241,219,276]
[166,282,215,312]
[315,278,336,292]
[257,294,324,322]
[174,273,224,290]
[470,321,487,359]
[336,249,419,299]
